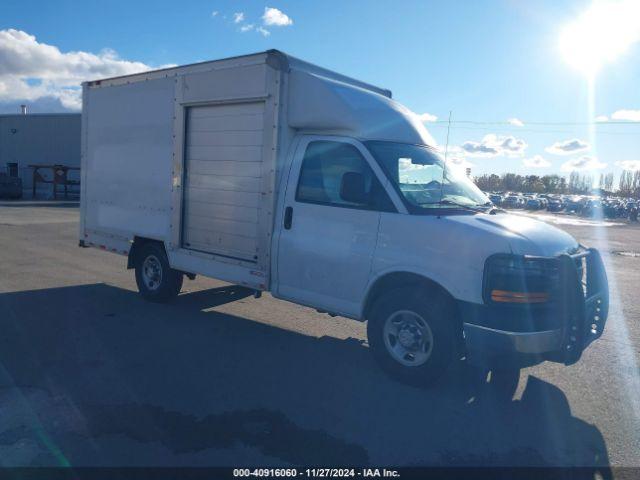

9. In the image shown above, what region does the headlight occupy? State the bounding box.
[483,254,560,305]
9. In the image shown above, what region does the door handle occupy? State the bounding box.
[284,206,293,230]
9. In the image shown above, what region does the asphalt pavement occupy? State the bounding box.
[0,201,638,471]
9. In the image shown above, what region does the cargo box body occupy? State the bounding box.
[79,50,392,290]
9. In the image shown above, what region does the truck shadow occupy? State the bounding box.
[0,283,610,475]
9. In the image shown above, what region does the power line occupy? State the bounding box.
[427,124,640,136]
[430,120,640,126]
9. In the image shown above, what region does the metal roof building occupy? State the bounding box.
[0,113,81,196]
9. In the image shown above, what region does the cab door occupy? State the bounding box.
[274,136,396,317]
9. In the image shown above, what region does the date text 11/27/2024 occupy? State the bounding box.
[233,469,400,478]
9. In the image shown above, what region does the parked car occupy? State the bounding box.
[526,198,543,210]
[79,50,609,386]
[547,197,564,212]
[603,199,624,219]
[503,195,524,208]
[489,194,503,206]
[565,197,585,214]
[582,199,603,218]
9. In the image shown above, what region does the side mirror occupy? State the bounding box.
[340,171,368,204]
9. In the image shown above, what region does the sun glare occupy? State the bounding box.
[559,0,640,76]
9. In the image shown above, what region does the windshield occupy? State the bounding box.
[365,141,489,211]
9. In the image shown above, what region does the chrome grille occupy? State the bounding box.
[573,254,588,297]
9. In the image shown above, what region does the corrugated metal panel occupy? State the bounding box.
[182,102,265,260]
[187,145,262,162]
[188,160,262,177]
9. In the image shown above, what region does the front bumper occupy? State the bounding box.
[461,248,609,367]
[463,323,562,355]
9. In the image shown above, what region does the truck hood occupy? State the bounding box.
[444,212,579,257]
[375,211,579,304]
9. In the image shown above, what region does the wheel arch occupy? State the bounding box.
[362,271,464,349]
[127,236,166,269]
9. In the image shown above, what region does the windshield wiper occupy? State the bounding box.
[480,201,506,214]
[427,199,487,213]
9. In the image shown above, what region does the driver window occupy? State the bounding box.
[296,141,395,211]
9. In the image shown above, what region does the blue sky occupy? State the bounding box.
[1,0,639,179]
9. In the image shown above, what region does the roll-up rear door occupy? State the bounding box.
[182,101,265,262]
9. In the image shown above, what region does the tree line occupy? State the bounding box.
[474,170,640,197]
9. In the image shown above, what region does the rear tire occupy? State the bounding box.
[134,243,183,303]
[367,287,456,387]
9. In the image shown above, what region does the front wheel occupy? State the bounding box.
[134,243,183,303]
[367,287,456,386]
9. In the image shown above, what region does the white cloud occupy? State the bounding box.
[433,146,474,171]
[262,7,293,26]
[397,156,471,181]
[417,112,437,123]
[448,155,474,170]
[445,145,465,156]
[462,141,500,156]
[611,109,640,121]
[595,115,608,122]
[545,138,589,155]
[616,160,640,171]
[500,136,527,154]
[507,118,524,127]
[240,24,254,32]
[256,26,271,37]
[0,29,156,111]
[561,156,607,172]
[211,10,219,17]
[434,145,464,157]
[233,12,245,23]
[461,134,527,157]
[523,155,551,168]
[398,158,425,172]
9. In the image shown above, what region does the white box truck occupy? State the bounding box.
[80,50,609,385]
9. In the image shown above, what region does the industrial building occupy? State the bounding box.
[0,112,81,197]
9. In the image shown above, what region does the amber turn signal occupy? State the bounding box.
[490,289,549,304]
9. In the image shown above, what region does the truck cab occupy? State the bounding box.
[271,133,608,385]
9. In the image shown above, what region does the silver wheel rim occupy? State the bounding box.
[142,255,163,291]
[383,310,434,367]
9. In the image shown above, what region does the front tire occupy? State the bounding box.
[134,243,183,303]
[367,287,456,386]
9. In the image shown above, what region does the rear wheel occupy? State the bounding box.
[367,287,456,386]
[134,243,183,303]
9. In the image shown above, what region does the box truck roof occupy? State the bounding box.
[83,49,436,147]
[288,70,436,146]
[83,49,391,97]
